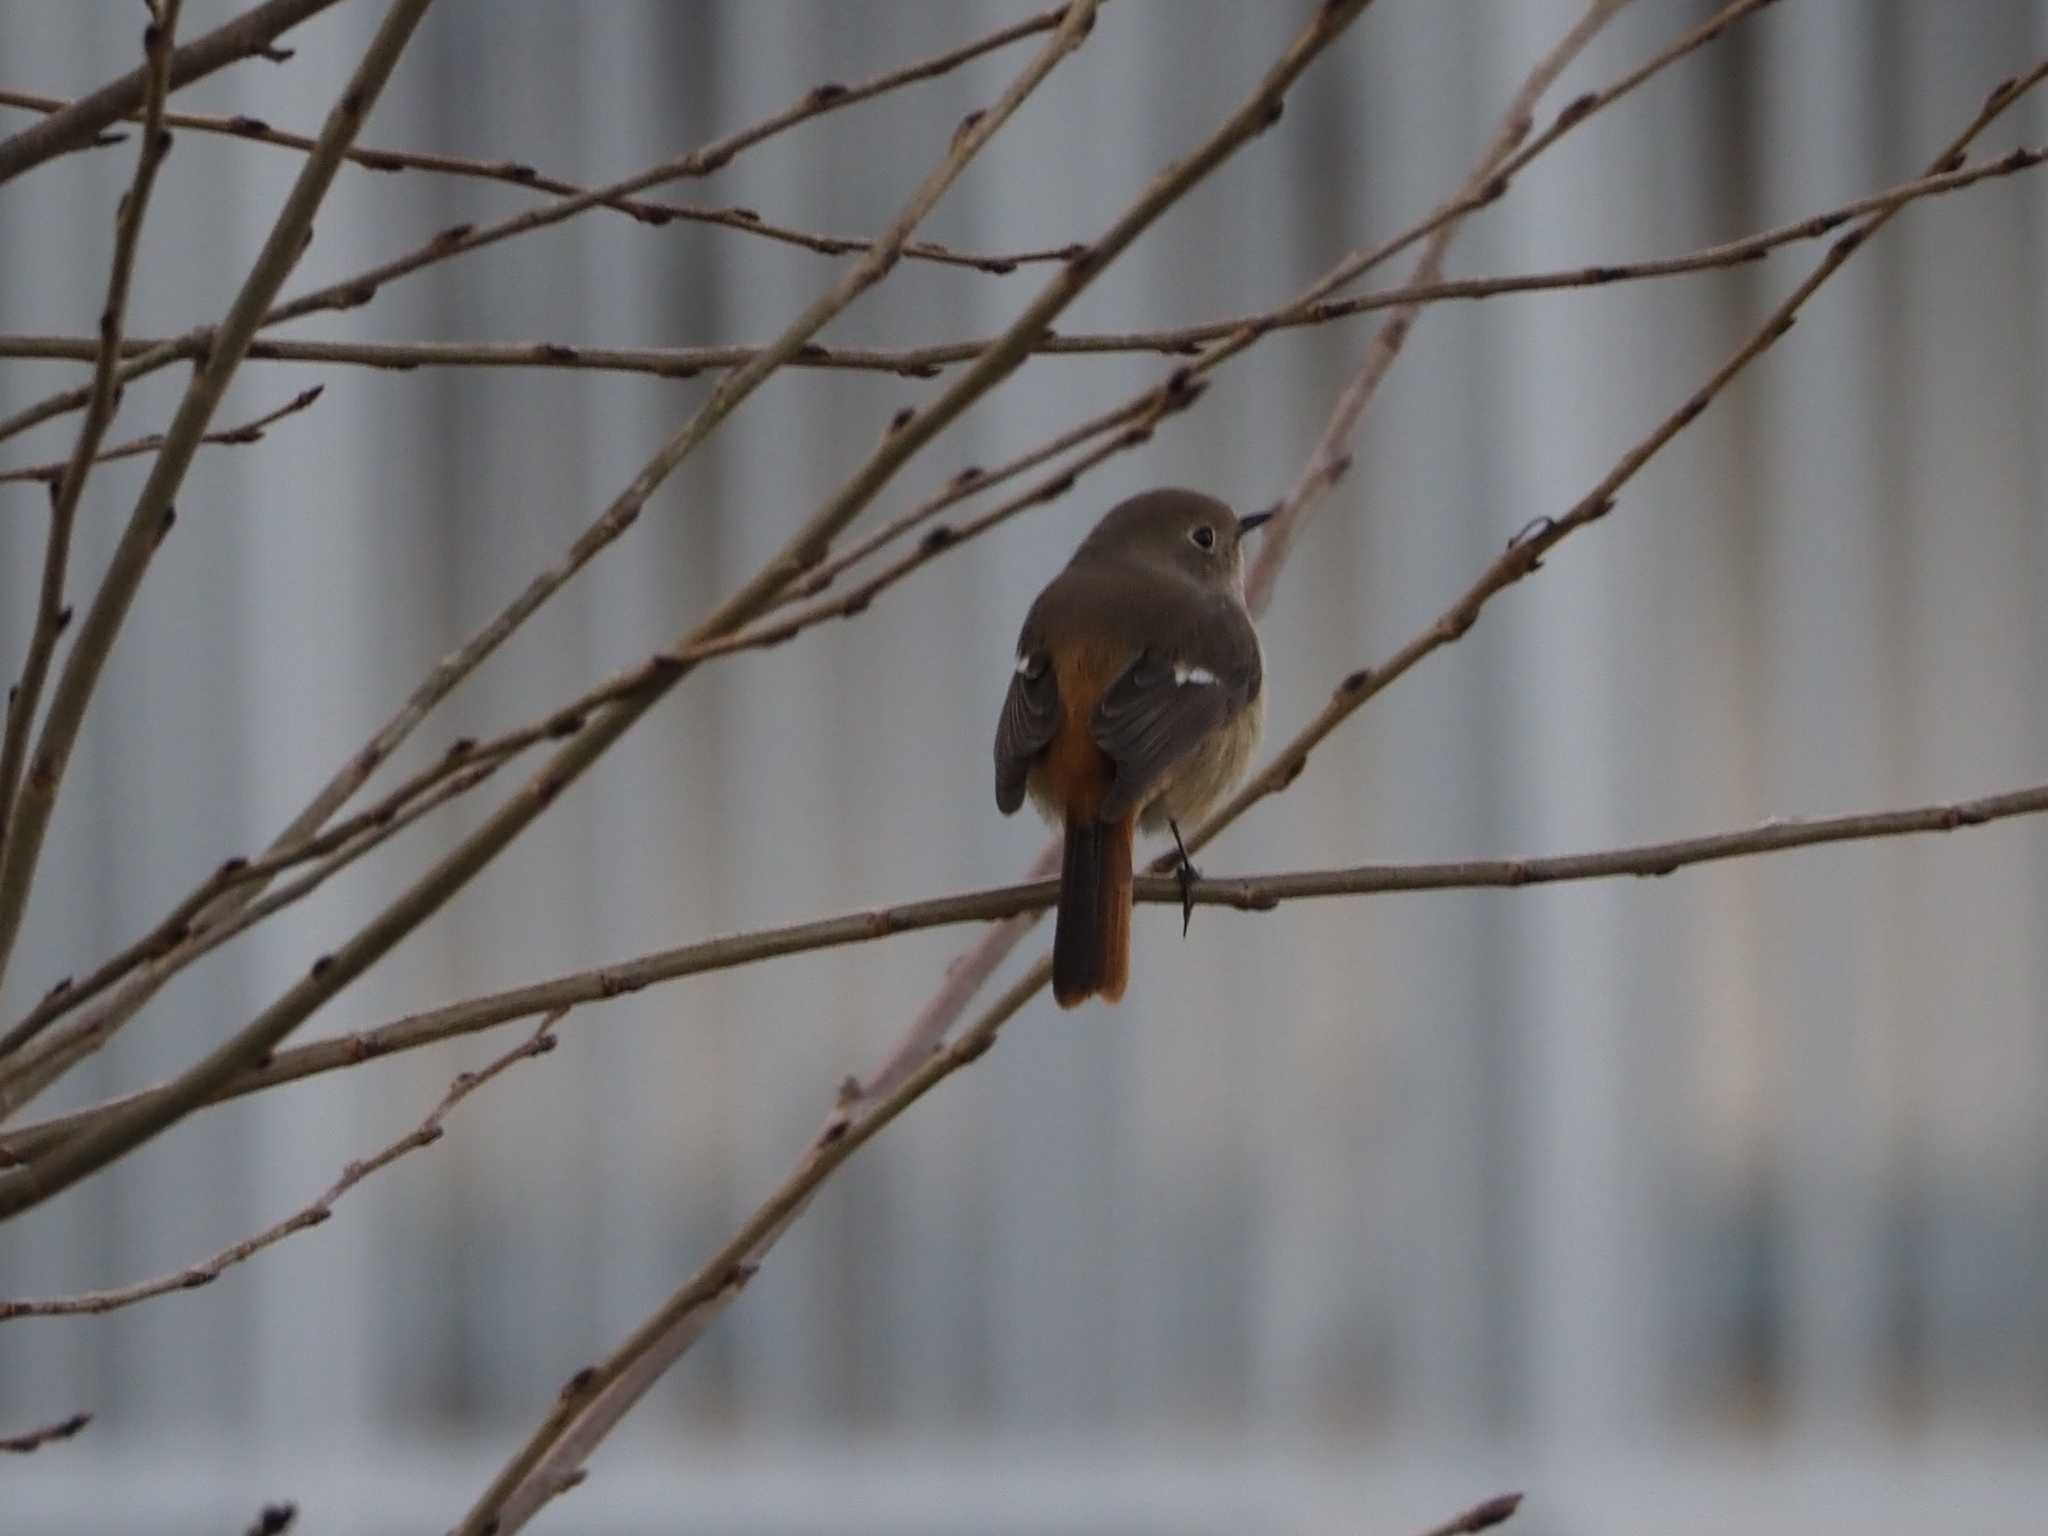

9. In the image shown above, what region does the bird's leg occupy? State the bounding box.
[1169,818,1200,937]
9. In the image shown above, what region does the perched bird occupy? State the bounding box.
[994,488,1270,1007]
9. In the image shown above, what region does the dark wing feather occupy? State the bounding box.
[1091,595,1260,821]
[1092,651,1234,821]
[994,652,1059,813]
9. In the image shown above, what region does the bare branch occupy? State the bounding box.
[1250,0,1631,612]
[0,0,343,186]
[1344,0,1785,293]
[0,386,323,488]
[467,946,1022,1532]
[0,750,501,1109]
[690,375,1207,659]
[0,1410,91,1454]
[0,1013,560,1322]
[0,0,178,910]
[0,0,439,1002]
[0,82,1083,274]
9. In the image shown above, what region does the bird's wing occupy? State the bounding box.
[994,647,1061,814]
[1091,605,1258,822]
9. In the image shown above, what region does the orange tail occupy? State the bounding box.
[1052,811,1134,1007]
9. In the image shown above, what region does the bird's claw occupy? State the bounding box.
[1169,819,1201,938]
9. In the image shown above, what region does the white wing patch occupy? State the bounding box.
[1172,662,1217,686]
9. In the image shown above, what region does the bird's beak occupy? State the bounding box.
[1238,509,1275,534]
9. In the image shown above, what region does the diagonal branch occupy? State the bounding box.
[0,386,323,488]
[0,0,343,186]
[0,748,501,1108]
[1249,0,1629,612]
[0,1011,561,1322]
[0,2,180,880]
[0,0,440,1000]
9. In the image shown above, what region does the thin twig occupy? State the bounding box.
[0,752,502,1113]
[0,0,178,905]
[0,1013,561,1321]
[1297,0,1788,317]
[0,0,439,1004]
[690,375,1209,659]
[1251,0,1631,612]
[0,1410,91,1453]
[0,84,1083,274]
[0,0,342,186]
[0,731,514,1065]
[0,386,323,487]
[0,5,1076,451]
[6,773,2042,1171]
[0,0,1113,1221]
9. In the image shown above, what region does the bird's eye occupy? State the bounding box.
[1190,525,1216,550]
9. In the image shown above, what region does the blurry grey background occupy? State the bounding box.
[3,2,2047,1532]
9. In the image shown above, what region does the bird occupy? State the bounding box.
[994,487,1270,1007]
